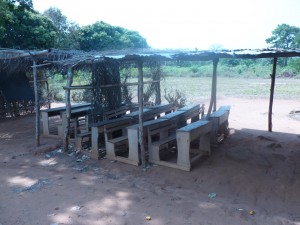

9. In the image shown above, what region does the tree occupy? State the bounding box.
[266,24,300,49]
[0,0,57,49]
[43,7,80,49]
[266,24,300,66]
[79,21,149,51]
[294,33,300,48]
[10,0,33,9]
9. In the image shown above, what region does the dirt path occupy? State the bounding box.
[0,98,300,225]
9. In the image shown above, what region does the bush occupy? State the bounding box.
[164,89,186,109]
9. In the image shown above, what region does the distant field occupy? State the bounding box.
[160,77,300,103]
[50,75,300,104]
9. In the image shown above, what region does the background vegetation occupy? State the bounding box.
[1,0,300,104]
[0,0,148,50]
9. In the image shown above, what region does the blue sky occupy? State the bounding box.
[33,0,300,50]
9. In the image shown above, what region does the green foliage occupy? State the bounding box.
[79,21,149,51]
[10,0,32,9]
[289,58,300,73]
[0,1,57,49]
[266,24,300,49]
[43,7,80,49]
[164,89,186,108]
[158,59,300,79]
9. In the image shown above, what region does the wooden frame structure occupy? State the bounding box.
[1,48,300,166]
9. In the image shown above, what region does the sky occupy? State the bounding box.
[32,0,300,50]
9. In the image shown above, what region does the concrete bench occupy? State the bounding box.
[176,120,212,171]
[103,118,134,164]
[75,131,91,152]
[147,118,178,160]
[208,105,231,146]
[149,120,212,171]
[145,103,175,118]
[41,103,91,136]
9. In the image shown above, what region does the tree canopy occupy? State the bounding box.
[43,7,80,49]
[266,24,300,49]
[0,0,57,49]
[1,2,149,51]
[79,21,149,51]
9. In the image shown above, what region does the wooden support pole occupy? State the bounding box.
[155,62,161,105]
[206,58,219,119]
[268,57,278,132]
[137,60,146,168]
[63,66,73,152]
[33,60,40,146]
[45,79,51,109]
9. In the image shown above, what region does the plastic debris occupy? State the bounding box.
[208,193,217,198]
[71,205,82,211]
[146,216,151,220]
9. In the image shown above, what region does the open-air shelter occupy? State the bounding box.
[1,48,300,167]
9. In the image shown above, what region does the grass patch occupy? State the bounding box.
[162,77,300,103]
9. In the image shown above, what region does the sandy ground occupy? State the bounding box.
[0,97,300,225]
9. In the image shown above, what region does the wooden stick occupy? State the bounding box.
[213,58,219,112]
[206,58,219,119]
[29,79,48,83]
[137,60,146,168]
[62,80,161,90]
[268,57,277,132]
[33,60,40,146]
[63,66,73,152]
[155,62,161,105]
[0,49,50,60]
[45,74,51,109]
[30,63,52,68]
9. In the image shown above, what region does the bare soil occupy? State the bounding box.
[0,97,300,225]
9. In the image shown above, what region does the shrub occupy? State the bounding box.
[164,89,186,109]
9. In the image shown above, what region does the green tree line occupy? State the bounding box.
[1,1,299,75]
[0,0,148,50]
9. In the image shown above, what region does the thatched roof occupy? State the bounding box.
[1,48,300,70]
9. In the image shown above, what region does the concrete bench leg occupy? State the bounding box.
[149,144,160,162]
[106,142,116,158]
[106,141,139,166]
[127,146,140,165]
[176,133,191,171]
[76,136,83,151]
